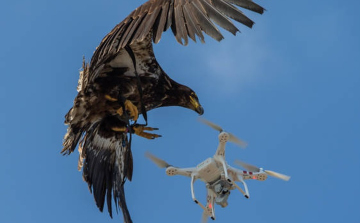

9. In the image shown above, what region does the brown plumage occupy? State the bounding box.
[62,0,264,222]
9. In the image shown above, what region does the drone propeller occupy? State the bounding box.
[234,160,260,172]
[145,152,171,168]
[235,160,291,181]
[264,170,291,181]
[228,133,248,148]
[199,117,223,132]
[198,118,248,148]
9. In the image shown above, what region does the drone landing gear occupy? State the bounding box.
[194,198,214,220]
[215,156,232,183]
[232,177,250,199]
[191,174,215,220]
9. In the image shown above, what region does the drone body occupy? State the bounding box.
[146,118,290,222]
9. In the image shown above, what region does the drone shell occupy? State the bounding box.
[196,158,222,183]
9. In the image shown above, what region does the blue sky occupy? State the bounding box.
[1,0,359,223]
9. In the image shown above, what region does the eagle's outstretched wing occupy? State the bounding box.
[79,115,133,222]
[91,0,264,67]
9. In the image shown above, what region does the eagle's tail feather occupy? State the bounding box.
[80,117,133,223]
[115,183,132,223]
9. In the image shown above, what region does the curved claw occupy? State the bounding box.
[105,95,118,102]
[133,126,161,139]
[116,100,139,121]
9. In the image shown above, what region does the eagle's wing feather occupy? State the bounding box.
[173,1,188,45]
[80,117,133,223]
[196,0,239,36]
[226,0,264,14]
[209,0,255,28]
[189,1,224,41]
[91,0,264,68]
[153,1,170,43]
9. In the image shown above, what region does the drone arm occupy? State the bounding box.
[166,167,195,177]
[215,142,226,156]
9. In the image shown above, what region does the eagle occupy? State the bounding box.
[62,0,264,222]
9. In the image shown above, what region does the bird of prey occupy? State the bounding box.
[62,0,264,222]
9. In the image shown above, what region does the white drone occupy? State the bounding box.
[146,118,290,222]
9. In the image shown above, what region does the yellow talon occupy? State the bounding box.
[105,95,118,102]
[105,95,138,121]
[133,126,161,139]
[116,107,124,116]
[116,100,138,121]
[112,125,161,139]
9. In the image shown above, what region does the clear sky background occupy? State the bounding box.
[1,0,359,223]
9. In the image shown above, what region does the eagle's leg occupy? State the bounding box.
[111,126,161,140]
[116,100,139,122]
[105,95,139,121]
[111,126,127,132]
[133,126,162,139]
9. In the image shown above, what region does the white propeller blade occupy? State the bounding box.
[198,117,247,148]
[145,152,171,168]
[228,133,248,148]
[264,170,291,181]
[198,117,223,132]
[234,160,260,172]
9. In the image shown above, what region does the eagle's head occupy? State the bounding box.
[188,90,204,115]
[164,83,204,115]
